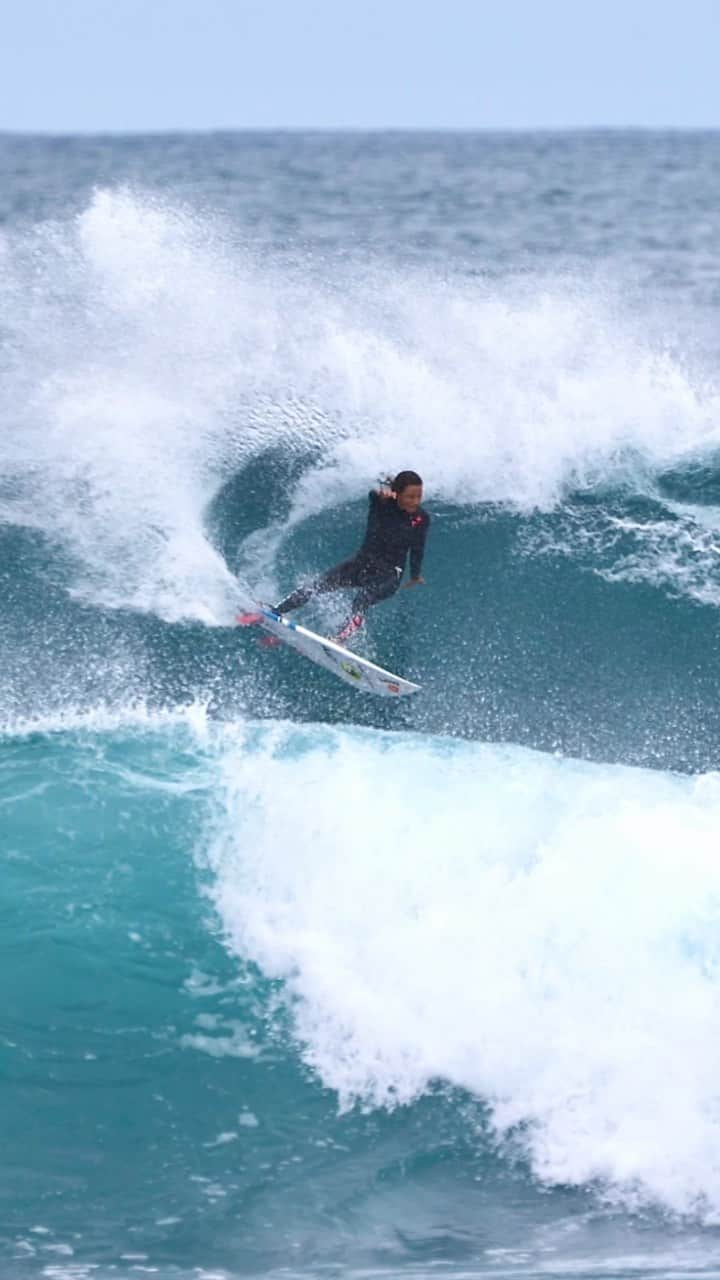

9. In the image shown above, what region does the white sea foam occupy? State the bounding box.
[2,189,720,623]
[0,698,213,742]
[205,720,720,1219]
[5,700,720,1216]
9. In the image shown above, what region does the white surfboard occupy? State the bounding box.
[238,605,420,697]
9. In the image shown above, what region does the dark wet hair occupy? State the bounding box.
[392,470,423,493]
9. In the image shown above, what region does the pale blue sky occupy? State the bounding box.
[3,0,720,133]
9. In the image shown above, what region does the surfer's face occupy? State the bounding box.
[396,484,423,513]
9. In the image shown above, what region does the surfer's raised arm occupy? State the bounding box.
[375,480,396,499]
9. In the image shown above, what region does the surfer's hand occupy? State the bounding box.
[377,487,396,500]
[403,576,425,588]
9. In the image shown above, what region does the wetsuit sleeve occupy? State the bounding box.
[410,512,430,579]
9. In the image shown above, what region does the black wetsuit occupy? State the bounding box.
[275,491,431,619]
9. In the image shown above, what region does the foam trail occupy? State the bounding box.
[206,721,720,1219]
[2,190,720,621]
[520,495,720,608]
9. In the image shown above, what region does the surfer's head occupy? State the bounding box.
[393,470,423,513]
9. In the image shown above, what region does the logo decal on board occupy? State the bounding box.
[385,682,400,694]
[341,661,363,681]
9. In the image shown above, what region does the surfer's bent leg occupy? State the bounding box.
[335,566,402,642]
[352,566,402,616]
[274,558,361,614]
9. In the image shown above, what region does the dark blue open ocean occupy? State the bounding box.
[3,131,720,1279]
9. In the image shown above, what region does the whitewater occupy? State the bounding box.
[2,130,720,1279]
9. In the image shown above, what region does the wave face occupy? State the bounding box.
[3,132,720,1279]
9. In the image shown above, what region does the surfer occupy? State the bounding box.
[273,470,430,643]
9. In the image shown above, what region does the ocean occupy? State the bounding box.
[2,130,720,1279]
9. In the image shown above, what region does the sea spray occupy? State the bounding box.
[1,189,720,628]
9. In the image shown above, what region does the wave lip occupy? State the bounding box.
[206,720,720,1220]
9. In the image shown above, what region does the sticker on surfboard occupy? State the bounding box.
[237,605,420,697]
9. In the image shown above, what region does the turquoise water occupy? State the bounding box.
[3,132,720,1278]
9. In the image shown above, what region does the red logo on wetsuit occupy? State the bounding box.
[410,515,424,527]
